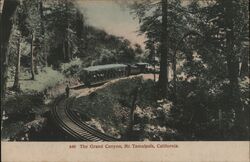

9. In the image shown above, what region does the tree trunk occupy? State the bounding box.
[150,43,156,83]
[67,18,71,61]
[39,0,47,67]
[67,38,71,60]
[0,0,19,98]
[129,88,138,130]
[224,0,242,126]
[44,44,48,67]
[153,64,156,82]
[64,40,70,62]
[239,49,248,77]
[30,33,35,80]
[173,49,177,101]
[158,0,169,98]
[39,0,44,35]
[12,38,21,91]
[63,41,66,61]
[34,46,39,74]
[66,1,71,61]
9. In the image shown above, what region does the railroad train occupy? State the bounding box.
[79,63,150,86]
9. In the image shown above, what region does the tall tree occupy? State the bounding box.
[158,0,169,98]
[11,22,22,91]
[12,37,21,91]
[18,0,45,79]
[130,0,168,97]
[45,0,80,64]
[222,0,246,125]
[0,0,19,98]
[30,33,35,80]
[130,0,193,98]
[188,0,249,126]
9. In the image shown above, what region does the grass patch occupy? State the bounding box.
[7,67,66,93]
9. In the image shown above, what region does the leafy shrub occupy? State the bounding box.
[3,93,45,117]
[20,67,65,92]
[60,58,83,76]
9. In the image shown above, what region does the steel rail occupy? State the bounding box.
[51,95,118,141]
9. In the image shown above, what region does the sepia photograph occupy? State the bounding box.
[0,0,249,161]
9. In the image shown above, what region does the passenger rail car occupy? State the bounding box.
[79,64,127,86]
[79,63,149,86]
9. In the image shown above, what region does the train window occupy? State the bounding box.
[82,64,128,85]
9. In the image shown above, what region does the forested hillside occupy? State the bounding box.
[2,0,144,92]
[1,0,145,140]
[129,0,249,140]
[1,0,249,141]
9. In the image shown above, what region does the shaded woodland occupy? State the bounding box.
[1,0,249,140]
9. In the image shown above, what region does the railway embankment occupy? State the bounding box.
[2,72,175,141]
[70,76,178,141]
[2,67,80,141]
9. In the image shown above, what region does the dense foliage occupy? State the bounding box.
[1,0,249,141]
[4,0,145,85]
[130,0,249,140]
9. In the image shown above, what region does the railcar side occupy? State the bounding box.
[79,63,150,86]
[80,64,127,86]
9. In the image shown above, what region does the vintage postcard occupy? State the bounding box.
[1,0,249,161]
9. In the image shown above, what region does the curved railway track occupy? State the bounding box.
[51,95,118,141]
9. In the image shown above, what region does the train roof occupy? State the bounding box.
[136,62,149,65]
[83,64,127,72]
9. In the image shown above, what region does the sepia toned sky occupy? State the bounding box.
[75,0,146,48]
